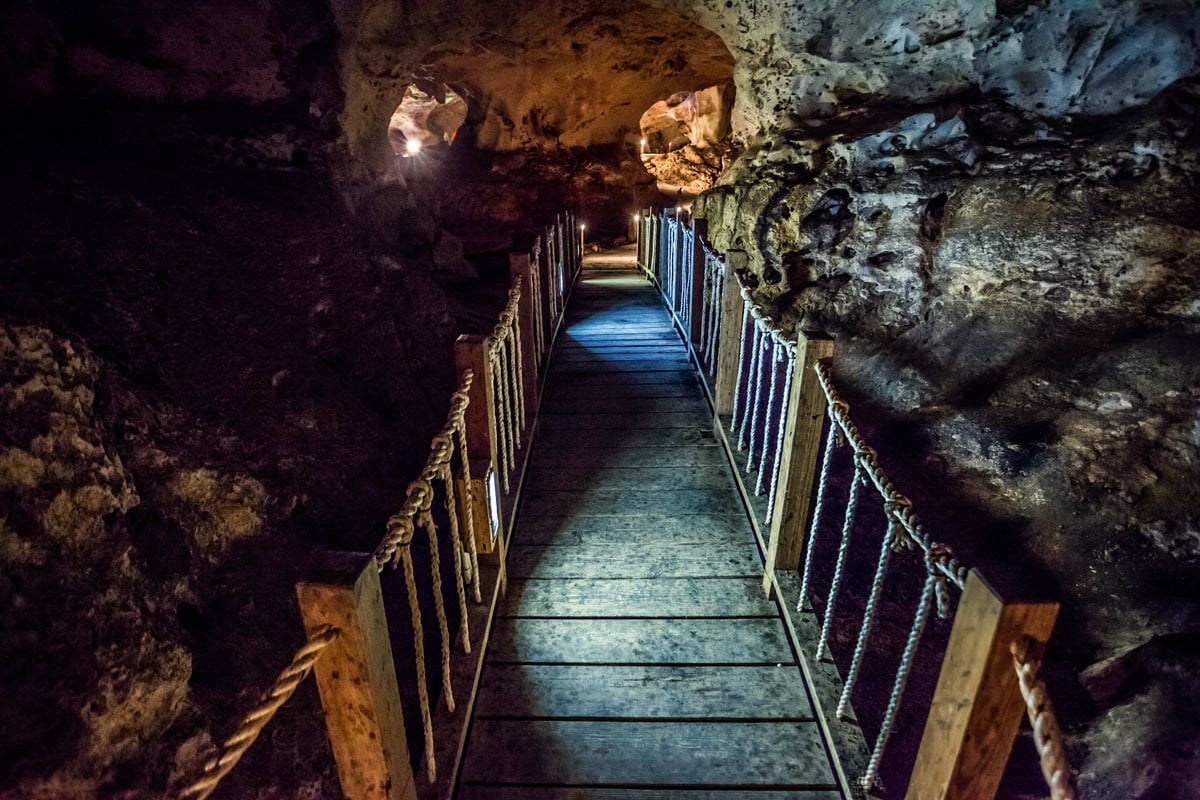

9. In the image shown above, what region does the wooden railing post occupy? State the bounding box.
[688,218,707,344]
[454,335,502,553]
[714,250,748,414]
[907,570,1060,800]
[509,253,540,420]
[674,213,686,315]
[296,552,416,800]
[763,330,835,591]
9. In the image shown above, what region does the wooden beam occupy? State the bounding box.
[762,329,835,592]
[906,570,1060,800]
[714,251,747,414]
[509,253,540,421]
[454,335,498,473]
[296,551,415,800]
[688,218,707,345]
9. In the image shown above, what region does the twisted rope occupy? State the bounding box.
[799,405,840,611]
[416,501,454,715]
[437,456,471,654]
[739,323,762,453]
[861,560,938,792]
[179,626,340,800]
[814,360,969,592]
[837,508,902,720]
[455,418,482,604]
[765,347,795,522]
[755,340,783,496]
[399,542,436,781]
[1012,636,1078,800]
[817,455,865,661]
[730,304,751,435]
[488,339,513,493]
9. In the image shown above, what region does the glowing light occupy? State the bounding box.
[486,467,500,542]
[634,213,640,222]
[405,138,422,156]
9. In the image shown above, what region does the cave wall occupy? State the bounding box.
[331,0,734,184]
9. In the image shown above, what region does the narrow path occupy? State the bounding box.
[456,269,846,799]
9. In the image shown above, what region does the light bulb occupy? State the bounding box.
[405,139,422,156]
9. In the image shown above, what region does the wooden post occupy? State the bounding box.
[906,570,1060,800]
[456,457,500,554]
[455,336,502,553]
[714,251,748,414]
[509,253,540,421]
[674,214,686,317]
[534,236,552,355]
[688,218,707,344]
[762,329,835,592]
[296,552,416,800]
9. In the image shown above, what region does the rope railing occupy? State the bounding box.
[639,207,1076,800]
[177,207,582,800]
[178,625,341,800]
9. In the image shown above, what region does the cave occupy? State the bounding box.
[1,1,1198,799]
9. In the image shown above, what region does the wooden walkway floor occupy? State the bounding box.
[456,270,847,799]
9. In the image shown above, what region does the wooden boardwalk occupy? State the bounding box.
[456,271,847,799]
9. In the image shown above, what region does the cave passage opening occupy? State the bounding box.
[387,83,469,159]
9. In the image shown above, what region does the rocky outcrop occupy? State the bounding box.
[0,325,187,795]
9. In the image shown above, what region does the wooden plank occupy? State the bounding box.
[538,412,710,430]
[486,617,794,664]
[295,552,416,800]
[460,788,841,800]
[513,512,750,545]
[529,446,729,470]
[506,542,761,579]
[539,397,710,415]
[906,570,1059,800]
[544,370,698,387]
[536,426,717,449]
[460,720,835,786]
[473,664,813,718]
[713,251,747,415]
[561,333,680,343]
[519,487,741,517]
[546,383,702,400]
[524,465,735,492]
[763,331,835,589]
[550,359,694,373]
[555,350,683,362]
[500,577,776,617]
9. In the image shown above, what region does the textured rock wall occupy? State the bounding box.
[652,0,1199,141]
